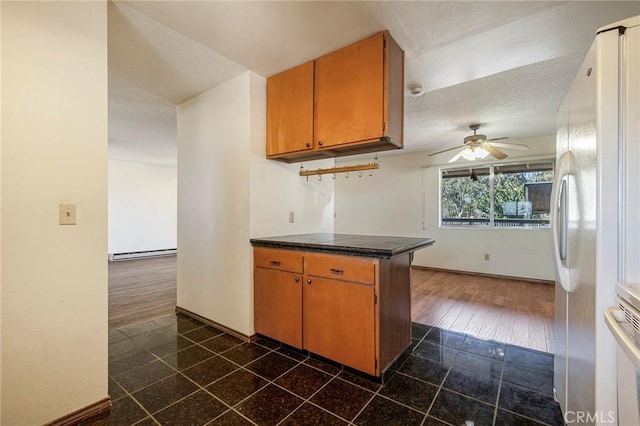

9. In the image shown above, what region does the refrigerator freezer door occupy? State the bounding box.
[554,91,570,415]
[553,35,599,419]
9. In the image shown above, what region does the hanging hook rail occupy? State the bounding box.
[299,162,379,177]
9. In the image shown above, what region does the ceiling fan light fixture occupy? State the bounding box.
[461,148,476,161]
[474,147,490,159]
[459,147,489,161]
[429,123,525,162]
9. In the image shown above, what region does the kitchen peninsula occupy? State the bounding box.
[250,233,435,378]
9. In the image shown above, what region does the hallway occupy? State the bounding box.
[109,256,177,330]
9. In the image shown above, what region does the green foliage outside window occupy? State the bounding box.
[441,161,554,228]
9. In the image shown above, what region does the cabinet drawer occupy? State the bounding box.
[254,247,303,273]
[306,252,376,284]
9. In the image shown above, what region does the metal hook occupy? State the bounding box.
[345,172,350,179]
[318,174,322,181]
[332,173,336,180]
[358,171,363,177]
[306,176,309,182]
[369,170,374,177]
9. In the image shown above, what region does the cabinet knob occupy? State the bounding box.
[307,279,312,285]
[318,140,323,146]
[295,277,300,283]
[306,142,311,148]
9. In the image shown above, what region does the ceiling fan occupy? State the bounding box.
[428,124,528,163]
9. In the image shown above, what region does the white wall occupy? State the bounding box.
[248,72,334,238]
[177,71,333,336]
[1,2,108,425]
[108,159,177,254]
[335,135,556,280]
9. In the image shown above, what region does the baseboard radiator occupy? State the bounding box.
[108,248,177,262]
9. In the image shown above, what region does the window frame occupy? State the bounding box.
[439,158,555,230]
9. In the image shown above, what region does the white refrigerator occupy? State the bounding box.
[553,15,639,424]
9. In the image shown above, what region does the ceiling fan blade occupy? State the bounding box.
[428,145,464,156]
[484,144,508,160]
[487,137,508,142]
[448,149,467,163]
[490,142,528,150]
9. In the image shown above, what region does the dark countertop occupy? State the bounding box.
[250,233,435,258]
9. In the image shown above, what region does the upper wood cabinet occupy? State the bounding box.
[266,30,404,162]
[314,32,385,149]
[266,61,314,157]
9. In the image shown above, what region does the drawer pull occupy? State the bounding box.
[307,279,312,285]
[295,277,300,283]
[330,268,344,275]
[270,261,281,266]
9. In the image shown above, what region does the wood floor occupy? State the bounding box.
[108,256,177,330]
[411,267,554,353]
[109,257,554,353]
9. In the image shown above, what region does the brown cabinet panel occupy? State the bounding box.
[385,32,404,150]
[378,255,412,370]
[266,61,314,156]
[254,247,303,273]
[303,277,376,375]
[252,244,413,377]
[314,32,384,148]
[254,268,303,349]
[305,252,375,284]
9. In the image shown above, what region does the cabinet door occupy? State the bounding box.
[314,32,384,149]
[254,268,303,349]
[303,277,376,375]
[266,61,314,156]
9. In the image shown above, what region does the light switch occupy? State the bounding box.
[289,211,295,223]
[59,203,76,225]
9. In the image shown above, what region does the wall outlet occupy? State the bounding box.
[289,211,295,223]
[484,253,490,261]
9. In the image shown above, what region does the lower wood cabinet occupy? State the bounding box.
[303,277,376,375]
[254,267,303,349]
[253,247,411,377]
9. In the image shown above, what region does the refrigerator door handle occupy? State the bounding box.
[551,151,575,292]
[559,178,568,261]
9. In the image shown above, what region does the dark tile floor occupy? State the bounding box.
[97,313,563,426]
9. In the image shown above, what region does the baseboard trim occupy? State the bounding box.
[109,249,177,262]
[411,265,554,285]
[44,397,111,426]
[175,306,251,342]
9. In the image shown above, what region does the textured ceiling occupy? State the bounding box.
[108,1,640,166]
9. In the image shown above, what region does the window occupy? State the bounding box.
[440,161,554,228]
